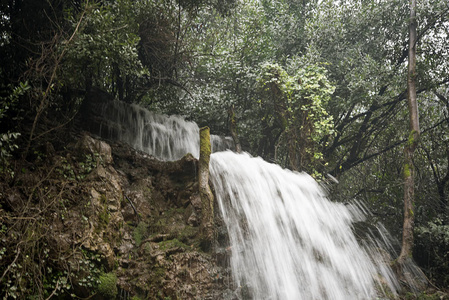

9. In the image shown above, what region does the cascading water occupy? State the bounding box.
[91,100,233,160]
[91,100,419,299]
[210,151,399,299]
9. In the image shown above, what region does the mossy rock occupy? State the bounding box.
[97,272,118,299]
[159,238,191,251]
[178,225,199,244]
[133,221,148,247]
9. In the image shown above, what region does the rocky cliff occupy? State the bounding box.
[0,132,232,299]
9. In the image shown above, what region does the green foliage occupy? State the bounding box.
[57,157,77,180]
[256,61,335,173]
[0,157,107,300]
[61,0,144,93]
[56,154,98,181]
[97,272,118,298]
[0,235,98,299]
[0,82,29,171]
[178,0,311,130]
[76,251,104,289]
[77,153,99,179]
[417,219,449,244]
[415,219,449,286]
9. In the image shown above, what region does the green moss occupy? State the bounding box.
[159,238,191,251]
[166,207,185,216]
[96,194,110,233]
[199,127,211,158]
[178,225,199,243]
[96,205,110,234]
[100,193,107,204]
[144,242,153,255]
[230,110,236,125]
[407,130,418,146]
[99,207,109,223]
[153,267,166,278]
[133,221,148,247]
[97,272,117,299]
[151,266,167,285]
[404,163,411,178]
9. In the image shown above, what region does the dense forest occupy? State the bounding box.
[1,0,449,299]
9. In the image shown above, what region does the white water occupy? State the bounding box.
[95,100,409,299]
[210,151,399,300]
[93,100,232,160]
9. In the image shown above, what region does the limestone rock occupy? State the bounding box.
[76,132,113,164]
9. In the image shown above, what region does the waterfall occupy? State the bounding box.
[92,100,419,299]
[91,100,233,160]
[210,151,400,300]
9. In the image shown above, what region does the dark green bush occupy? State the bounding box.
[415,218,449,286]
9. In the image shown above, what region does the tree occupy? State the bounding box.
[199,126,214,245]
[302,0,448,178]
[256,62,334,174]
[398,0,420,264]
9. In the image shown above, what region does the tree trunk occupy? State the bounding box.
[114,63,124,101]
[288,128,298,171]
[398,0,420,264]
[199,127,214,243]
[229,105,242,153]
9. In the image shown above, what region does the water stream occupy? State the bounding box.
[92,100,233,160]
[210,151,399,299]
[94,100,411,299]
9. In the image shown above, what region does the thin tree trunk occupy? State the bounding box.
[398,0,420,263]
[199,126,214,244]
[288,129,298,171]
[229,105,242,153]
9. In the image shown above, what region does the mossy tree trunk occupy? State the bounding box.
[199,126,214,242]
[398,0,420,264]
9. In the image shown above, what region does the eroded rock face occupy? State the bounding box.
[106,136,233,299]
[0,132,232,300]
[81,133,234,299]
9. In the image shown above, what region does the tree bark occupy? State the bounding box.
[199,126,214,243]
[229,105,242,153]
[398,0,420,264]
[288,128,299,171]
